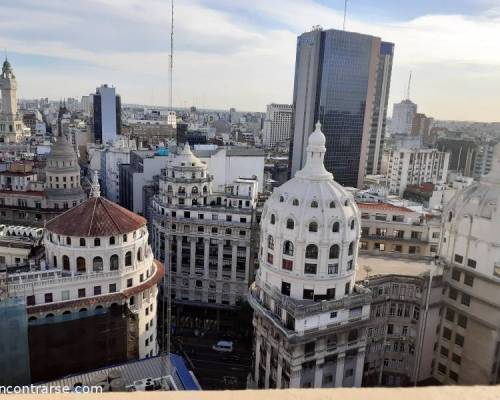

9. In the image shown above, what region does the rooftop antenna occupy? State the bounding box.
[343,0,348,30]
[169,0,174,111]
[406,71,412,100]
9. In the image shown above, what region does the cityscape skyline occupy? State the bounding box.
[2,0,500,122]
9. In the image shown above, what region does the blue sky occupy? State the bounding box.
[2,0,500,121]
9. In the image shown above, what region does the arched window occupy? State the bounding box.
[125,251,132,266]
[203,186,208,193]
[309,221,318,232]
[332,221,340,233]
[178,186,186,194]
[267,235,274,250]
[279,195,284,203]
[94,238,100,246]
[53,255,57,268]
[330,201,336,208]
[283,241,294,256]
[109,236,116,245]
[225,228,232,235]
[167,185,173,194]
[137,247,143,262]
[62,255,70,271]
[76,257,86,273]
[348,242,354,256]
[305,244,318,259]
[311,200,318,208]
[110,254,119,270]
[329,245,340,259]
[270,214,276,224]
[192,186,199,194]
[292,199,299,206]
[79,238,86,247]
[66,237,71,245]
[448,211,453,222]
[350,220,355,230]
[93,256,103,272]
[286,219,294,229]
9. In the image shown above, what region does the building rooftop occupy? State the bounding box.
[357,202,415,213]
[37,354,200,391]
[46,196,145,237]
[356,255,437,281]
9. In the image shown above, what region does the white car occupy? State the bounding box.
[212,340,233,352]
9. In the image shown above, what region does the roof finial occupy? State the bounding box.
[90,170,101,198]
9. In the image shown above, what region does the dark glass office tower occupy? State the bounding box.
[288,28,394,187]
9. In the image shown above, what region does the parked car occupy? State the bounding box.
[212,340,233,352]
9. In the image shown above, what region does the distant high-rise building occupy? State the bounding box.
[288,28,394,187]
[92,84,121,144]
[411,113,433,139]
[391,99,417,135]
[262,103,292,147]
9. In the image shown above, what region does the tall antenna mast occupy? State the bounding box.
[407,71,412,100]
[343,0,348,30]
[169,0,174,110]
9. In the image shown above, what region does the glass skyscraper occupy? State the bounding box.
[288,28,394,187]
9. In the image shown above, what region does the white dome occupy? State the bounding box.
[442,143,500,280]
[259,123,360,301]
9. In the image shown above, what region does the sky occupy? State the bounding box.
[1,0,500,121]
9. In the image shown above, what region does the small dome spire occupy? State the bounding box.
[308,121,326,147]
[295,121,332,180]
[90,170,101,198]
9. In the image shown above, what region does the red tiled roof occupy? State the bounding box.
[46,196,146,237]
[357,202,414,213]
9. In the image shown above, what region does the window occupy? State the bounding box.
[308,221,318,232]
[123,234,128,242]
[305,244,318,259]
[440,346,449,357]
[437,363,447,374]
[283,241,294,256]
[304,263,317,274]
[328,263,338,274]
[303,289,314,300]
[281,281,291,296]
[304,341,315,355]
[455,333,465,347]
[350,220,355,230]
[451,269,461,281]
[62,255,70,271]
[125,251,132,266]
[445,308,455,322]
[345,282,350,295]
[329,245,339,259]
[332,221,340,233]
[270,214,276,224]
[452,353,461,365]
[80,238,86,247]
[282,259,293,271]
[442,327,452,340]
[77,257,86,273]
[310,200,318,208]
[467,259,476,269]
[109,236,116,245]
[457,314,467,328]
[292,199,299,206]
[461,293,471,306]
[93,256,103,273]
[78,288,86,298]
[286,219,294,229]
[66,237,71,245]
[279,196,284,203]
[329,201,335,208]
[267,253,273,264]
[45,293,53,303]
[326,288,335,300]
[110,254,119,270]
[127,278,133,288]
[348,242,354,256]
[94,238,100,246]
[464,273,474,287]
[448,288,458,301]
[109,283,117,293]
[27,295,35,306]
[137,247,143,261]
[267,235,274,250]
[330,311,337,319]
[449,371,458,382]
[454,254,463,264]
[225,228,232,235]
[94,286,102,295]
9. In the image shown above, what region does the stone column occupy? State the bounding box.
[354,348,366,387]
[335,352,345,387]
[314,358,324,387]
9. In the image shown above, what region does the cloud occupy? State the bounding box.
[2,0,500,121]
